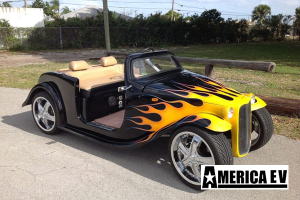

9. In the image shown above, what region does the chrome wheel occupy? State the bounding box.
[170,131,215,186]
[33,97,55,132]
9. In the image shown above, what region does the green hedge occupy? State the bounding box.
[0,10,298,50]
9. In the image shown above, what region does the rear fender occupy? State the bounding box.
[22,82,66,125]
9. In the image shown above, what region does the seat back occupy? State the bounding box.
[61,58,124,90]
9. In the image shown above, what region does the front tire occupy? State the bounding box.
[250,107,273,151]
[168,126,233,190]
[32,91,60,135]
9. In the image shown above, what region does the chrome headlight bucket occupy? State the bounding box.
[222,107,234,120]
[251,95,256,104]
[228,107,234,119]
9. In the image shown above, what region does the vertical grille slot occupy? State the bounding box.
[239,102,251,155]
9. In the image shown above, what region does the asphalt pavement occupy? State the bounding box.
[0,87,299,200]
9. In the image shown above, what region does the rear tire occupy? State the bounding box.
[250,107,273,151]
[32,91,60,135]
[168,126,233,190]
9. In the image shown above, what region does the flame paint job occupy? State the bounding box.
[126,70,264,156]
[126,96,232,143]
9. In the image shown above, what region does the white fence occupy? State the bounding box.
[0,7,44,28]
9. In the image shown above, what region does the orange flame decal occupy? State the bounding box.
[129,77,242,143]
[128,99,207,143]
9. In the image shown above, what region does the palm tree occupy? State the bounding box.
[61,6,71,15]
[252,4,271,25]
[164,10,181,21]
[50,0,60,17]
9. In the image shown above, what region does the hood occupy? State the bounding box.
[143,70,246,107]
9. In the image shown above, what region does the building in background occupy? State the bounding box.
[0,7,44,27]
[57,5,133,21]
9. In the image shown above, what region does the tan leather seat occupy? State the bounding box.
[79,65,124,90]
[60,58,124,91]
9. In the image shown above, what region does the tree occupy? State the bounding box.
[163,10,181,21]
[200,9,224,26]
[32,0,45,8]
[44,2,55,17]
[263,14,283,38]
[252,4,271,25]
[1,2,12,7]
[30,0,55,17]
[263,14,291,39]
[50,0,60,18]
[61,6,71,15]
[294,7,300,27]
[293,7,300,40]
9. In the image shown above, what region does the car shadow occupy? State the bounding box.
[1,111,200,193]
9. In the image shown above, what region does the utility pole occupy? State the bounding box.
[24,0,27,8]
[103,0,111,50]
[171,0,174,22]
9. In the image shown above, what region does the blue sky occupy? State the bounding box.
[11,0,300,20]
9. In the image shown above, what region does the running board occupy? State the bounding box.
[87,122,115,131]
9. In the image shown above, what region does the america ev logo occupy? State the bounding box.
[201,165,288,190]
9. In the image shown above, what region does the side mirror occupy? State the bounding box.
[142,47,155,53]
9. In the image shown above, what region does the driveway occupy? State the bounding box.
[0,87,299,199]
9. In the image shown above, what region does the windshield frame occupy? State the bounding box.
[128,51,183,82]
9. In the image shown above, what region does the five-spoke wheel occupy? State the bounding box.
[32,92,60,134]
[169,126,233,190]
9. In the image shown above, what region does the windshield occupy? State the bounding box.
[132,54,179,79]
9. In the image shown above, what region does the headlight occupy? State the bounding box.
[228,107,234,119]
[251,95,256,104]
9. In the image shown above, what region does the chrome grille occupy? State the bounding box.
[239,102,251,155]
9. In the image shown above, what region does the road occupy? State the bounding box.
[0,87,299,199]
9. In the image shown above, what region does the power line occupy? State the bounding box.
[59,3,250,16]
[86,0,171,3]
[60,3,171,10]
[175,2,250,15]
[175,3,205,10]
[8,0,250,18]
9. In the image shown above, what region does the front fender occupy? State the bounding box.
[139,112,232,147]
[242,93,267,111]
[22,82,66,125]
[179,113,232,133]
[251,96,266,111]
